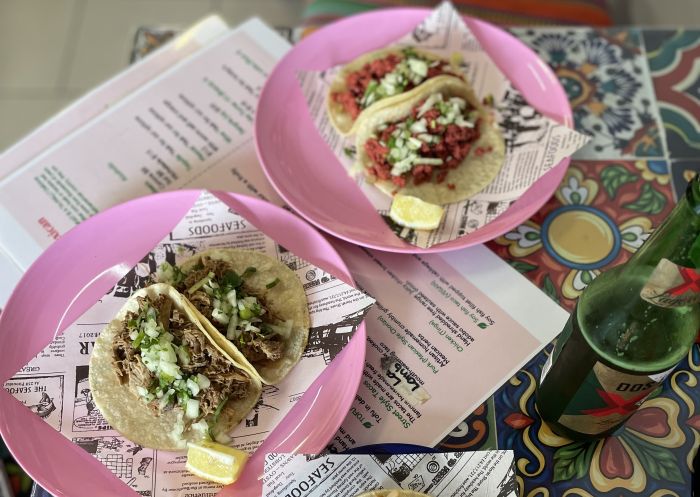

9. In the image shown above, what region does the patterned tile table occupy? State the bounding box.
[438,27,700,497]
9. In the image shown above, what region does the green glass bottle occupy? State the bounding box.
[536,176,700,440]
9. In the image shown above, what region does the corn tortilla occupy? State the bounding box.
[355,75,505,205]
[327,47,462,136]
[179,249,310,385]
[89,284,262,451]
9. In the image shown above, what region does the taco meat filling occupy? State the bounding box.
[112,295,250,427]
[331,47,455,121]
[156,257,290,365]
[363,92,489,187]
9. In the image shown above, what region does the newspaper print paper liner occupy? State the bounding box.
[263,451,517,497]
[298,2,590,249]
[2,191,375,497]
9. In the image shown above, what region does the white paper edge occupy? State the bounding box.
[240,17,292,59]
[426,245,568,445]
[441,245,569,343]
[0,204,43,272]
[0,244,23,309]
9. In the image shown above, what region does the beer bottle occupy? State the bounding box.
[537,175,700,440]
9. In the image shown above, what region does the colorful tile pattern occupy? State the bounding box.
[645,30,700,159]
[511,27,665,160]
[487,345,700,497]
[439,27,699,496]
[439,399,497,451]
[440,159,700,496]
[490,160,674,310]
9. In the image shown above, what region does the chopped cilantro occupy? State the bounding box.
[222,270,242,288]
[402,47,418,58]
[132,331,145,349]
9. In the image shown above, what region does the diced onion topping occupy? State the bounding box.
[359,49,447,109]
[197,374,211,389]
[185,398,200,419]
[374,92,477,178]
[128,299,212,417]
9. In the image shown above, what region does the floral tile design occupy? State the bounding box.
[489,343,700,497]
[644,29,700,159]
[511,27,665,160]
[487,159,674,311]
[438,398,498,452]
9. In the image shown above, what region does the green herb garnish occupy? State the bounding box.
[402,47,418,58]
[266,278,280,289]
[242,267,257,279]
[208,394,230,440]
[222,270,243,288]
[132,331,145,349]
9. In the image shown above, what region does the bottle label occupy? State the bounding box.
[640,258,700,308]
[556,363,675,436]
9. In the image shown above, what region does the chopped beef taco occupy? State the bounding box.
[156,249,310,385]
[89,284,262,451]
[327,46,463,135]
[354,75,505,205]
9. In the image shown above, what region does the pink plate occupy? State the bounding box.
[255,8,573,253]
[0,190,366,497]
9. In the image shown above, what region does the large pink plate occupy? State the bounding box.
[255,8,573,253]
[0,190,366,497]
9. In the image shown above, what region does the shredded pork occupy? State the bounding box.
[112,296,250,420]
[176,257,285,364]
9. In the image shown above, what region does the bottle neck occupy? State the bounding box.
[627,177,700,270]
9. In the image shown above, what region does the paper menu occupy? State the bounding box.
[326,243,567,450]
[4,191,375,496]
[263,451,517,497]
[0,17,291,300]
[298,2,590,248]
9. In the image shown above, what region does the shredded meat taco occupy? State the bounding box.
[327,46,463,135]
[89,284,262,450]
[354,75,505,205]
[155,249,310,385]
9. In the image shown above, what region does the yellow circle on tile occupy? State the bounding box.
[547,210,615,266]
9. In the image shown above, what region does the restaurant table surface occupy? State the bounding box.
[23,23,700,497]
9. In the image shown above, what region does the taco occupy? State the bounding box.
[155,249,310,385]
[354,75,505,205]
[327,46,463,135]
[89,284,262,450]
